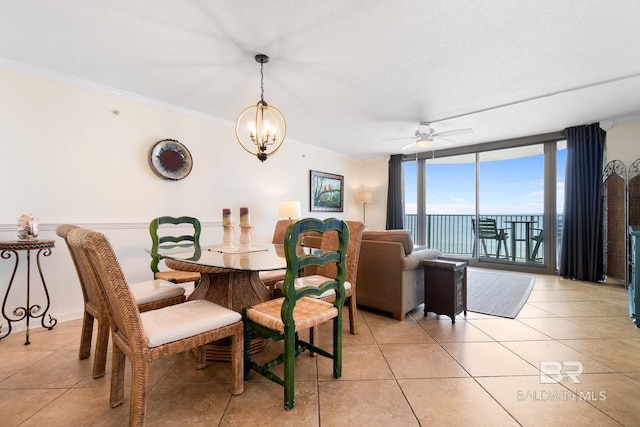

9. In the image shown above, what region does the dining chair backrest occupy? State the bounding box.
[149,216,202,275]
[316,220,364,287]
[69,227,146,349]
[281,217,349,309]
[56,224,104,310]
[472,217,502,238]
[271,219,296,244]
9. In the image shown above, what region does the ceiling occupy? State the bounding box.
[2,1,640,160]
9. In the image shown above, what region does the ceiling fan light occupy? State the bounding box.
[416,137,433,148]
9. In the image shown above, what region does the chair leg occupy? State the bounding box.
[309,327,318,357]
[79,310,94,360]
[195,345,207,370]
[129,359,149,427]
[481,239,489,257]
[502,237,510,259]
[347,295,358,334]
[92,317,110,379]
[110,344,126,408]
[230,325,244,395]
[243,320,252,380]
[531,239,542,261]
[283,330,296,410]
[333,314,342,379]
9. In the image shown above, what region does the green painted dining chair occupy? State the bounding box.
[149,216,202,286]
[242,217,349,410]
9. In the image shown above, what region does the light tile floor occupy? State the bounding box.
[1,270,640,426]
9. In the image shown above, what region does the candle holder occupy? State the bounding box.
[239,225,253,250]
[222,224,236,249]
[17,214,39,241]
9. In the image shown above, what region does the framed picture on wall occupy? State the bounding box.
[310,170,344,212]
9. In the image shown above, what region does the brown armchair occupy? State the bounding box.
[355,230,441,320]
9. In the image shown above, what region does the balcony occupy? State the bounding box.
[405,214,561,263]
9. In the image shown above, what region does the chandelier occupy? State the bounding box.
[235,54,286,162]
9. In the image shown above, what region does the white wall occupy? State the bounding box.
[606,119,640,169]
[0,66,388,328]
[5,63,634,332]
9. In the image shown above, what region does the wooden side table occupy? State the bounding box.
[423,257,468,323]
[0,240,57,344]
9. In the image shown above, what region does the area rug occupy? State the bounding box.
[466,268,535,318]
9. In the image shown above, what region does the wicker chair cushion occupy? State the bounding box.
[245,297,338,333]
[274,274,352,299]
[258,268,286,284]
[155,269,201,283]
[141,300,241,347]
[130,279,185,305]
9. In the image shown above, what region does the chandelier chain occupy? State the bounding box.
[260,62,265,103]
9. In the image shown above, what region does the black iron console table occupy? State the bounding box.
[0,240,57,344]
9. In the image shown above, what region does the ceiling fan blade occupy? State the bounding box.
[401,141,417,150]
[381,136,415,141]
[433,128,473,138]
[434,136,454,145]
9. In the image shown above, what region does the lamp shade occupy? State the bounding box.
[357,191,373,204]
[278,200,301,219]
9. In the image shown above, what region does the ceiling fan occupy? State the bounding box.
[383,122,473,150]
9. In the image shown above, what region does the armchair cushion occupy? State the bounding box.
[362,230,414,255]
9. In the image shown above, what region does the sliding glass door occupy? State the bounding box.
[403,136,564,274]
[478,145,544,264]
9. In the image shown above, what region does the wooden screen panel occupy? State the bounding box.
[603,160,627,285]
[629,159,640,227]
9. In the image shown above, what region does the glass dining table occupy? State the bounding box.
[152,243,289,360]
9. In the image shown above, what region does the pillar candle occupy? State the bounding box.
[222,208,232,226]
[240,207,250,226]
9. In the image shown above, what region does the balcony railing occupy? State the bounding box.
[405,214,561,262]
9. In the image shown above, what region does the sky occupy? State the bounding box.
[404,147,567,215]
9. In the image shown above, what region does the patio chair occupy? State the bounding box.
[243,217,349,410]
[472,218,510,259]
[67,227,243,426]
[530,229,543,261]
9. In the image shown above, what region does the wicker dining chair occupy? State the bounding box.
[259,219,297,294]
[56,224,187,379]
[243,217,349,410]
[149,216,202,286]
[67,227,243,426]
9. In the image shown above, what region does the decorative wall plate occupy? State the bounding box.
[149,139,193,180]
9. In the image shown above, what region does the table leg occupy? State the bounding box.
[188,270,272,361]
[0,249,21,342]
[0,247,56,345]
[510,222,517,261]
[525,225,532,262]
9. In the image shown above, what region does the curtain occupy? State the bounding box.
[559,123,606,282]
[386,154,405,230]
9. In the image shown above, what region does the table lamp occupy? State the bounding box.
[278,200,302,219]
